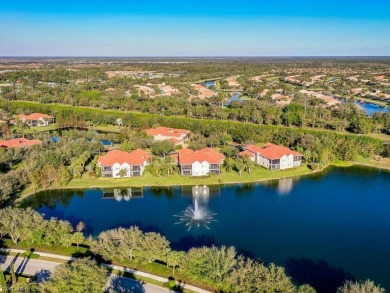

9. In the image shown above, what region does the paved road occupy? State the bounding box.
[0,254,172,293]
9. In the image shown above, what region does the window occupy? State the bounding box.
[181,165,192,170]
[294,156,302,161]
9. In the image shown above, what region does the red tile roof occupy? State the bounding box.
[0,138,42,148]
[18,113,54,120]
[177,148,225,165]
[146,127,190,138]
[245,143,301,160]
[238,150,255,158]
[245,144,264,153]
[98,149,150,166]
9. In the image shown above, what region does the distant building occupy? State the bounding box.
[158,83,180,96]
[191,84,216,99]
[173,148,225,176]
[133,85,155,97]
[146,126,190,145]
[17,113,54,127]
[242,143,302,170]
[271,93,293,106]
[98,149,150,178]
[0,137,42,148]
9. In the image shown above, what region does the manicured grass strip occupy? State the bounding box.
[66,165,313,189]
[2,239,90,257]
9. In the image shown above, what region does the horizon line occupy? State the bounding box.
[1,55,390,59]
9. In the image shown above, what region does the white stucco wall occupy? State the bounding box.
[154,133,185,142]
[191,161,210,176]
[112,162,131,178]
[249,150,301,170]
[279,154,294,170]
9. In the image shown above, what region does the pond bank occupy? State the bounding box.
[18,158,390,200]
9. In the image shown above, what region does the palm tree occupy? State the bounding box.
[164,157,175,176]
[224,157,235,173]
[235,158,245,176]
[117,168,128,178]
[243,156,255,174]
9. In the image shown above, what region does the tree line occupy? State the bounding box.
[0,130,106,206]
[1,100,385,160]
[0,207,85,247]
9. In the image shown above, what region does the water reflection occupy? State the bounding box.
[102,188,144,201]
[261,177,298,195]
[20,189,78,209]
[277,177,294,195]
[174,185,218,230]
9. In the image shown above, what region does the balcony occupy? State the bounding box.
[181,165,192,170]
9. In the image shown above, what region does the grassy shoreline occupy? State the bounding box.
[18,158,390,200]
[19,165,314,199]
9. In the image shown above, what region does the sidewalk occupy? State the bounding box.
[0,248,211,293]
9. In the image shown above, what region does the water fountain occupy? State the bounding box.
[174,185,217,230]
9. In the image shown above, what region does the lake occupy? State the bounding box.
[22,166,390,292]
[354,100,388,116]
[204,80,216,88]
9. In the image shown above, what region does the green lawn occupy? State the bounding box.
[353,155,390,170]
[366,132,390,142]
[66,165,313,189]
[91,124,123,133]
[22,124,59,134]
[2,239,90,257]
[19,123,123,135]
[1,239,212,291]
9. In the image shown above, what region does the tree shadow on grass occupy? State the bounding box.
[16,249,35,275]
[35,269,51,283]
[285,258,354,293]
[0,238,7,249]
[0,238,8,266]
[107,274,146,293]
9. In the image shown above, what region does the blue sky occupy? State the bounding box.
[1,0,389,56]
